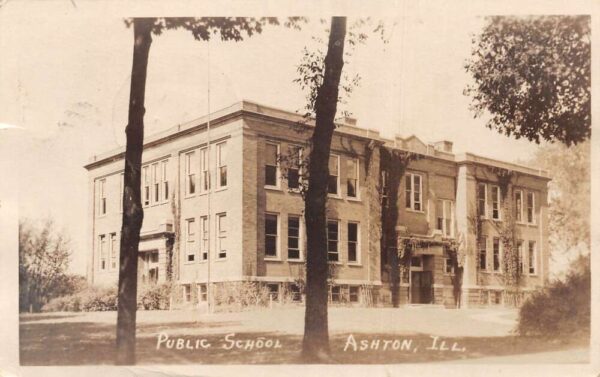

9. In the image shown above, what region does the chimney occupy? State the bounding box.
[434,140,453,153]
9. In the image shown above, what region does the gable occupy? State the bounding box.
[404,135,428,154]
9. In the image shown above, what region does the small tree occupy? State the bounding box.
[517,253,590,337]
[530,140,590,273]
[465,16,590,145]
[19,219,72,312]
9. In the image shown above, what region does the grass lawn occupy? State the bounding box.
[19,307,589,365]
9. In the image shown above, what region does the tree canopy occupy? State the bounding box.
[124,17,305,41]
[19,219,73,312]
[530,140,590,273]
[464,16,590,146]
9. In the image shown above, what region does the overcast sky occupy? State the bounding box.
[1,1,591,275]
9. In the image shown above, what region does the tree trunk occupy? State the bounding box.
[116,18,153,365]
[452,264,463,308]
[302,17,346,362]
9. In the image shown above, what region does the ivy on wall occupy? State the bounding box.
[491,167,522,306]
[379,148,419,307]
[169,190,181,282]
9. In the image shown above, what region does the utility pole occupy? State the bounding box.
[206,38,213,314]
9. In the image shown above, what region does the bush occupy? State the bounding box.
[81,286,118,311]
[517,254,590,337]
[213,282,270,311]
[138,283,172,310]
[42,294,82,312]
[42,286,117,312]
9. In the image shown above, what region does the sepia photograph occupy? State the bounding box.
[0,0,597,375]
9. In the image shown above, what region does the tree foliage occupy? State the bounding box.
[124,17,305,42]
[19,219,74,312]
[518,253,590,337]
[464,16,590,145]
[294,18,387,118]
[530,140,590,271]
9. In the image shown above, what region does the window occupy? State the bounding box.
[411,256,422,268]
[146,251,158,284]
[290,284,302,302]
[200,148,210,192]
[405,173,422,211]
[185,151,196,195]
[346,158,359,198]
[217,142,227,188]
[528,241,537,274]
[183,284,191,303]
[330,285,341,303]
[436,199,454,237]
[140,160,168,205]
[445,257,454,274]
[478,183,487,217]
[265,143,279,187]
[347,222,359,263]
[491,185,501,220]
[287,215,301,260]
[99,179,107,215]
[119,173,124,212]
[265,214,279,258]
[526,192,535,224]
[493,237,501,272]
[515,190,523,222]
[328,155,339,195]
[198,284,207,302]
[479,237,487,271]
[143,166,150,206]
[267,283,279,301]
[152,163,160,203]
[287,146,303,191]
[161,160,169,201]
[99,234,107,270]
[185,218,196,262]
[217,213,227,259]
[110,233,118,270]
[200,216,209,261]
[349,286,359,303]
[327,220,339,262]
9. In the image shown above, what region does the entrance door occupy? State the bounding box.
[410,271,433,304]
[139,251,159,284]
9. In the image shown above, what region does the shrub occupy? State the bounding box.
[42,286,117,312]
[213,282,270,311]
[80,286,118,311]
[42,294,82,312]
[517,254,590,337]
[138,283,172,310]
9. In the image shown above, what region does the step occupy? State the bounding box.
[405,304,446,309]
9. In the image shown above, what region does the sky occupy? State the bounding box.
[1,0,592,275]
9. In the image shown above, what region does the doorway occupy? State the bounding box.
[139,250,159,284]
[409,255,433,304]
[410,271,433,304]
